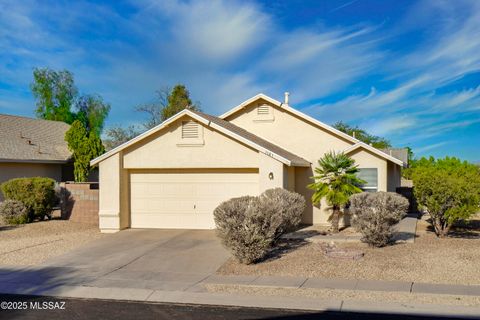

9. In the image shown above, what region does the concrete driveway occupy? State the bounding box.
[3,229,231,293]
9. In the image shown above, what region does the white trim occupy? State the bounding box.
[91,109,309,167]
[220,93,283,119]
[344,142,405,167]
[219,93,404,167]
[219,93,360,144]
[91,110,200,166]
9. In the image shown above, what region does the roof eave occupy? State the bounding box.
[344,143,405,167]
[91,109,305,168]
[0,158,70,164]
[219,93,361,145]
[90,109,199,166]
[219,93,283,119]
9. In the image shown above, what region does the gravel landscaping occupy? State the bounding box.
[217,217,480,285]
[0,219,105,266]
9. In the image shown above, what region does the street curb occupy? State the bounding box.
[206,275,480,297]
[1,284,480,318]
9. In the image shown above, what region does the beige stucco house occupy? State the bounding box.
[0,114,75,200]
[91,94,404,233]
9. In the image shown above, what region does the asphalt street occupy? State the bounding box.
[0,294,473,320]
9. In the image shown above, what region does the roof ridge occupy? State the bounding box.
[190,110,310,165]
[192,110,289,148]
[0,113,71,126]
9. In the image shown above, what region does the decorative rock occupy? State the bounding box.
[323,243,364,260]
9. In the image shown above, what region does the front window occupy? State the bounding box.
[357,168,378,192]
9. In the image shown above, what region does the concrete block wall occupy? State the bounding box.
[60,182,99,225]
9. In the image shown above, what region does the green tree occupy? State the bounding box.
[333,121,392,149]
[136,85,200,130]
[402,155,435,180]
[65,121,105,182]
[75,94,111,136]
[104,84,200,150]
[31,67,110,135]
[31,68,77,123]
[162,84,199,121]
[412,157,480,237]
[308,151,365,233]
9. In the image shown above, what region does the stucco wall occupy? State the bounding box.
[0,162,62,201]
[226,101,397,226]
[97,114,296,232]
[347,148,388,192]
[226,100,354,160]
[98,153,122,232]
[123,115,259,169]
[387,161,402,192]
[259,153,285,192]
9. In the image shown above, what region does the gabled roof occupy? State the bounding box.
[219,93,283,119]
[90,109,310,167]
[190,110,310,167]
[220,93,405,167]
[344,142,405,167]
[219,93,361,145]
[0,114,71,163]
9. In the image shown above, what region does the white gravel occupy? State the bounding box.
[0,219,105,266]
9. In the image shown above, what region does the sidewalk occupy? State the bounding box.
[283,214,418,243]
[1,267,480,318]
[203,274,480,296]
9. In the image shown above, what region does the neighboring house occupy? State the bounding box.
[0,114,74,200]
[91,94,405,233]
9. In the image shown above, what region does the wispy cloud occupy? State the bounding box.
[329,0,358,13]
[415,141,450,154]
[0,0,479,160]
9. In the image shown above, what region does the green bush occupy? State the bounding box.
[0,200,29,225]
[350,192,409,247]
[1,177,56,222]
[412,157,480,237]
[214,189,305,264]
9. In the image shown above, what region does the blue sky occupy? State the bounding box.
[1,0,479,161]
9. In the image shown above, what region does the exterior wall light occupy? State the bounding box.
[268,172,274,180]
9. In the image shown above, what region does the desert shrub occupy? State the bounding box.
[214,189,306,264]
[412,157,480,237]
[260,188,306,239]
[1,177,56,222]
[350,192,409,247]
[0,200,29,225]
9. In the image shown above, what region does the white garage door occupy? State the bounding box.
[130,170,259,229]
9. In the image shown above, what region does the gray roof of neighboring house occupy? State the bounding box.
[191,110,311,167]
[381,148,409,165]
[0,114,72,163]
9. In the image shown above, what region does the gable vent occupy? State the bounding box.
[257,104,270,115]
[182,121,199,139]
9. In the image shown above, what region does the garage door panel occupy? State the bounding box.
[130,171,258,229]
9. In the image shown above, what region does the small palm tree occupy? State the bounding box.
[308,151,365,233]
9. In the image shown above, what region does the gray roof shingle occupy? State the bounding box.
[191,110,310,167]
[380,148,409,165]
[0,114,71,162]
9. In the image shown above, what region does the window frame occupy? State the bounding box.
[357,168,378,192]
